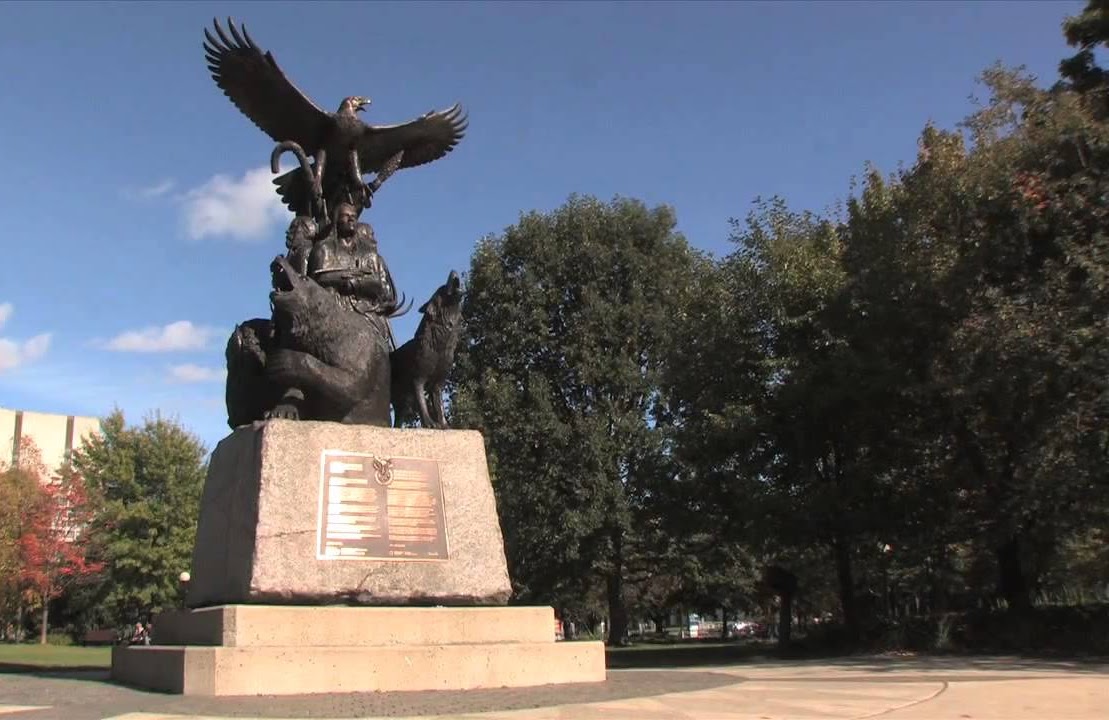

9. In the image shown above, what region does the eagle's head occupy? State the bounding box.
[339,96,371,115]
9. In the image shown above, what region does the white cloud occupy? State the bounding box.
[181,166,289,242]
[104,321,215,353]
[168,364,226,383]
[121,178,178,201]
[0,303,52,373]
[140,178,176,198]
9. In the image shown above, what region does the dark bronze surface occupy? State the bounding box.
[391,270,465,429]
[203,17,467,226]
[205,18,468,430]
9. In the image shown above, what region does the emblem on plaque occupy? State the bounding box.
[372,457,394,486]
[316,450,449,561]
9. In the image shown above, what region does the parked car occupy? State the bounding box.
[729,620,769,639]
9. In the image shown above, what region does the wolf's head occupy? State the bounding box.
[418,270,464,330]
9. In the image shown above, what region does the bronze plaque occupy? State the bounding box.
[316,450,449,561]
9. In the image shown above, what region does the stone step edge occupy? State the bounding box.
[145,639,565,648]
[112,641,608,695]
[153,605,560,647]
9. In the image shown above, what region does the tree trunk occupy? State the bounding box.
[605,529,629,646]
[778,592,793,645]
[996,535,1030,609]
[39,599,48,645]
[833,535,859,639]
[931,546,949,613]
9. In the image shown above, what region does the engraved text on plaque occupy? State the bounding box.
[316,450,449,560]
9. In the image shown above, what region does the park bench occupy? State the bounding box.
[81,628,117,646]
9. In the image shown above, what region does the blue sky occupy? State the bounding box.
[0,0,1084,452]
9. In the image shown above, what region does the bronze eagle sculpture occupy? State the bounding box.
[202,17,467,218]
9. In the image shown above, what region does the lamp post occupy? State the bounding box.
[880,544,893,617]
[178,571,191,609]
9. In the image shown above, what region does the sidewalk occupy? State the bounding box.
[1,655,1106,720]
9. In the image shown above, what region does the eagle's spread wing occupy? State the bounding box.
[203,18,331,151]
[358,104,468,174]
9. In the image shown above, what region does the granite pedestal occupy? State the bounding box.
[111,605,604,695]
[111,421,605,695]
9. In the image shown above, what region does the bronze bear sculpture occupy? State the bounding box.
[224,255,394,428]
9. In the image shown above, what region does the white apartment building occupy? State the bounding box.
[0,406,102,480]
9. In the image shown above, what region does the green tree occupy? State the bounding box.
[659,195,882,635]
[1059,0,1109,100]
[70,410,207,625]
[656,245,769,627]
[654,2,1109,632]
[935,62,1109,607]
[724,198,907,636]
[836,146,973,618]
[451,195,700,645]
[826,53,1109,611]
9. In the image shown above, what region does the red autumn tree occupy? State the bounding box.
[14,439,104,644]
[0,440,47,638]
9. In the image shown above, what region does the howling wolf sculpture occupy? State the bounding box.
[390,271,465,429]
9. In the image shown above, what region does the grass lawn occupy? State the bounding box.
[0,644,111,670]
[606,639,778,668]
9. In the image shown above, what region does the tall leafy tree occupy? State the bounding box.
[71,410,207,625]
[19,464,103,644]
[1059,0,1109,101]
[725,200,887,637]
[0,442,43,636]
[451,195,699,644]
[935,61,1109,606]
[657,237,771,625]
[0,439,103,643]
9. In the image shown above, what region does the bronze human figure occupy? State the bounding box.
[307,203,399,318]
[225,206,406,427]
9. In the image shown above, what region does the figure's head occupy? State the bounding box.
[334,202,359,238]
[339,96,371,115]
[286,216,318,248]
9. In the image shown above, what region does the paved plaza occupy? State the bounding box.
[0,655,1106,720]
